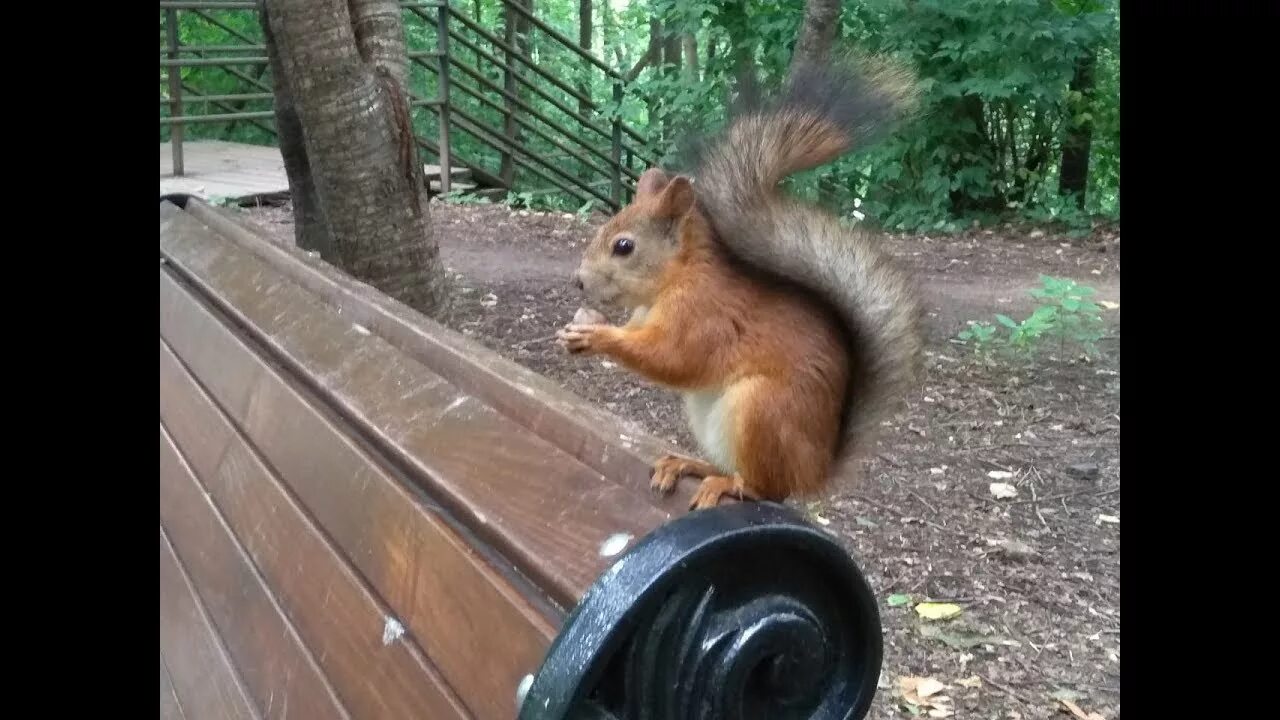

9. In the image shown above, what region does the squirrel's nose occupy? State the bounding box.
[573,274,584,291]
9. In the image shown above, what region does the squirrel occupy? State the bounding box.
[556,54,924,511]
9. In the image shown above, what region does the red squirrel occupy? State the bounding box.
[557,55,923,510]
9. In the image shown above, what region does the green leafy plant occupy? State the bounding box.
[956,320,998,352]
[503,190,538,208]
[575,199,600,222]
[956,275,1106,356]
[438,189,490,205]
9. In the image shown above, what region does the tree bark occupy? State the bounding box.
[947,94,1005,215]
[789,0,841,74]
[500,0,533,185]
[578,0,593,182]
[681,33,699,84]
[661,28,681,146]
[625,18,662,83]
[259,10,332,258]
[721,3,757,105]
[260,0,448,316]
[1058,51,1097,208]
[789,0,843,206]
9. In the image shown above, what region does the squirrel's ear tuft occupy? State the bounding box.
[655,175,694,219]
[636,167,670,198]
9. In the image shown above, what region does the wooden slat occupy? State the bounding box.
[161,339,523,720]
[159,212,671,604]
[159,426,350,720]
[159,528,261,720]
[175,200,694,512]
[160,655,186,720]
[160,414,471,720]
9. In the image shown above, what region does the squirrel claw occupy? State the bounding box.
[688,474,758,511]
[556,323,607,354]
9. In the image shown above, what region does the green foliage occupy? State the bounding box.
[956,275,1106,357]
[162,0,1120,232]
[439,189,492,205]
[160,9,273,146]
[850,0,1119,231]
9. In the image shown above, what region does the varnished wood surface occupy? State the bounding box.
[179,200,704,512]
[159,422,350,720]
[159,528,261,720]
[161,417,471,719]
[158,197,709,720]
[161,208,671,605]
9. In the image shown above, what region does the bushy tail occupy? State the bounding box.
[690,52,924,471]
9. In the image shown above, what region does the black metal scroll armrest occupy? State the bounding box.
[519,502,883,720]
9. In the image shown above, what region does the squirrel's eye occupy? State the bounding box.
[612,236,635,257]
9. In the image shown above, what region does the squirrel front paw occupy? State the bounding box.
[650,454,721,496]
[555,323,611,355]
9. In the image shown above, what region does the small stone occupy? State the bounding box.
[995,539,1037,562]
[1065,462,1100,481]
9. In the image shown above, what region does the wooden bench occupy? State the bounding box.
[159,196,885,720]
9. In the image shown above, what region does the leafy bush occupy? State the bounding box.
[957,275,1107,356]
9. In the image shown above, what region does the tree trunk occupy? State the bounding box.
[578,0,593,182]
[260,0,448,316]
[500,0,533,186]
[789,0,843,206]
[948,94,1004,215]
[660,29,681,146]
[1058,51,1097,208]
[260,8,332,258]
[579,0,593,92]
[472,0,485,70]
[625,18,662,82]
[681,33,698,83]
[721,3,757,106]
[788,0,841,74]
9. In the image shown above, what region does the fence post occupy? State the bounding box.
[165,7,185,177]
[610,80,622,209]
[436,2,452,195]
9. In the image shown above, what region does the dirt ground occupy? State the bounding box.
[239,199,1120,720]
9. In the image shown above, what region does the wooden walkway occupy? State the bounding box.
[161,140,475,202]
[160,141,289,202]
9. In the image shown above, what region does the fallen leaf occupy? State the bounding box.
[479,293,498,307]
[855,516,878,528]
[956,675,982,688]
[887,593,912,607]
[915,602,963,620]
[917,622,988,649]
[899,677,955,717]
[915,678,947,698]
[987,470,1015,480]
[1059,698,1106,720]
[813,514,831,526]
[989,482,1019,499]
[1050,689,1084,703]
[1099,301,1119,310]
[1096,514,1119,525]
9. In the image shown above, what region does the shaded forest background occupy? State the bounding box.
[162,0,1119,234]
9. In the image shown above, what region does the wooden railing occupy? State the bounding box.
[159,1,655,209]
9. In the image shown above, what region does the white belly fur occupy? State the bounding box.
[682,389,735,474]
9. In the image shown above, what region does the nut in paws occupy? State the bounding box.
[556,323,607,354]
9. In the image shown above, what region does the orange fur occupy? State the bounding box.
[561,176,849,508]
[561,58,922,510]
